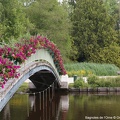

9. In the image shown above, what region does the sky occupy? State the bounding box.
[58,0,63,3]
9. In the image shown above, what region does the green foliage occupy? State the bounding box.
[70,75,120,88]
[103,0,119,15]
[71,0,118,62]
[98,78,117,87]
[87,75,99,87]
[74,78,88,88]
[65,62,119,76]
[87,75,99,85]
[25,0,73,62]
[91,43,120,67]
[0,0,119,65]
[0,0,33,43]
[87,75,120,87]
[69,83,74,88]
[103,0,119,36]
[74,79,83,88]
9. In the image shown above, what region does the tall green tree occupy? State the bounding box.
[0,0,33,43]
[0,2,4,42]
[103,0,120,43]
[25,0,73,62]
[72,0,118,62]
[104,0,118,15]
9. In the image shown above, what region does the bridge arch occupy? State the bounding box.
[0,47,67,111]
[29,63,60,90]
[18,48,62,90]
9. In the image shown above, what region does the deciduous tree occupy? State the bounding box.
[0,0,33,43]
[25,0,73,62]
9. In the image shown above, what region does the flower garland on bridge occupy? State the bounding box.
[0,36,66,88]
[0,57,20,88]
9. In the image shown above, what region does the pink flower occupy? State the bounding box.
[0,35,67,88]
[2,84,4,89]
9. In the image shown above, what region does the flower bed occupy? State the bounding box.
[0,35,66,88]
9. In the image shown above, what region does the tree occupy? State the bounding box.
[72,0,118,62]
[0,2,5,42]
[68,0,76,9]
[103,0,120,43]
[91,43,120,67]
[0,0,33,43]
[103,0,118,15]
[25,0,73,62]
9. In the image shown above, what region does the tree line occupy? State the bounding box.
[0,0,120,67]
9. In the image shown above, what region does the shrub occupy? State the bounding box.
[69,83,74,88]
[95,78,111,87]
[74,79,84,88]
[87,76,120,87]
[104,80,112,87]
[74,78,88,88]
[87,75,99,85]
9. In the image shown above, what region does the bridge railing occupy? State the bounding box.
[20,49,61,80]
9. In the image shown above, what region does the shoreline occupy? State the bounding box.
[17,82,120,93]
[68,87,120,92]
[16,87,120,95]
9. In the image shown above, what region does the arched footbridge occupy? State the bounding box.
[0,36,69,111]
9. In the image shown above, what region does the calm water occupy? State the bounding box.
[0,92,120,120]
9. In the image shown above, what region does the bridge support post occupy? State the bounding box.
[49,86,51,102]
[52,82,54,99]
[39,92,41,110]
[43,91,44,110]
[45,89,47,107]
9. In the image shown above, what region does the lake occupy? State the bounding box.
[0,92,120,120]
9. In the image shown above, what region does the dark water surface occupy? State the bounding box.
[0,92,120,120]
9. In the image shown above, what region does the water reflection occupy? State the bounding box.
[67,92,120,120]
[27,93,69,120]
[0,92,120,120]
[3,103,10,120]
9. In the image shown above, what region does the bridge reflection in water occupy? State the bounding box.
[0,91,69,120]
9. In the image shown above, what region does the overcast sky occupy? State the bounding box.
[58,0,63,3]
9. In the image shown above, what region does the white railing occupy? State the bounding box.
[20,49,60,79]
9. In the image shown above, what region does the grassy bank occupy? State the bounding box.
[65,62,119,76]
[69,75,120,88]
